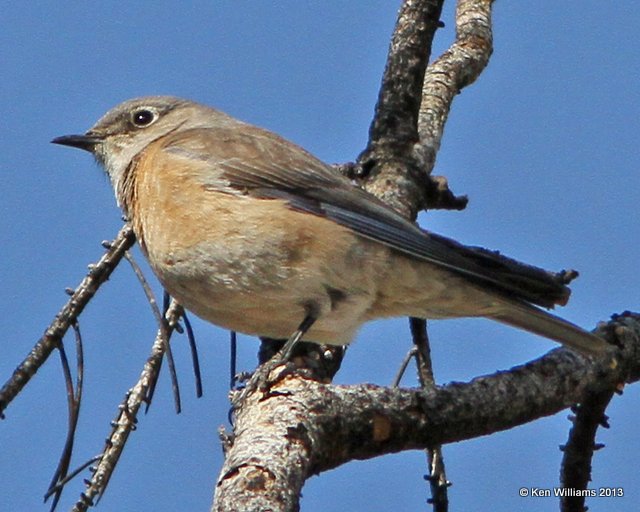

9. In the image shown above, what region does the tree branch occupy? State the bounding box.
[410,318,451,512]
[356,0,445,219]
[559,313,636,511]
[419,0,494,154]
[71,300,184,512]
[368,0,445,148]
[560,390,614,512]
[214,313,637,511]
[0,224,135,418]
[419,0,494,210]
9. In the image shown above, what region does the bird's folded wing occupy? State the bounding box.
[163,126,572,308]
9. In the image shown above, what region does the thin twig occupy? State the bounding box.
[70,300,184,512]
[0,225,135,418]
[160,290,202,396]
[45,334,73,510]
[182,312,203,398]
[45,322,85,511]
[45,455,100,502]
[410,318,450,512]
[392,346,418,387]
[559,316,633,512]
[123,250,182,414]
[410,318,435,386]
[162,291,201,396]
[229,331,238,390]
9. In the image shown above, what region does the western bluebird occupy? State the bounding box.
[52,96,609,358]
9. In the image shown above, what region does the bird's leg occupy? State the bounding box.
[277,313,317,362]
[233,313,318,404]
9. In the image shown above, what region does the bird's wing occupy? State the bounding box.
[162,125,572,308]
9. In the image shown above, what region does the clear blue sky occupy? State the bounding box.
[1,2,638,511]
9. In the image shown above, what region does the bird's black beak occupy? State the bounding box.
[51,133,103,153]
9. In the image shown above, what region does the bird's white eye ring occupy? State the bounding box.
[131,108,158,128]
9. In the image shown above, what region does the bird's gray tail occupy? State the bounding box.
[490,300,610,357]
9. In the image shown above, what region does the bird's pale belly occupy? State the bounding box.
[164,275,370,344]
[143,229,390,344]
[145,237,502,345]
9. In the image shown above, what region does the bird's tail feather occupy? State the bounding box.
[491,301,609,357]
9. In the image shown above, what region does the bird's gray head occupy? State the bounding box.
[52,95,233,205]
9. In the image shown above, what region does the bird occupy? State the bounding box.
[52,95,609,358]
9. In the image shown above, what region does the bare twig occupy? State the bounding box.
[229,331,238,389]
[0,225,135,418]
[410,318,450,512]
[418,0,494,210]
[182,312,203,398]
[425,449,450,511]
[45,455,101,500]
[123,250,181,413]
[392,346,418,387]
[393,319,450,512]
[70,300,184,512]
[410,318,435,387]
[559,315,634,512]
[45,322,84,511]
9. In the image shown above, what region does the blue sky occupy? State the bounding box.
[1,2,638,511]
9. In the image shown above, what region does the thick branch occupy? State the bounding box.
[368,0,444,148]
[357,0,445,219]
[214,313,638,511]
[353,1,494,218]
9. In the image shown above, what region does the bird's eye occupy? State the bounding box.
[131,108,157,127]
